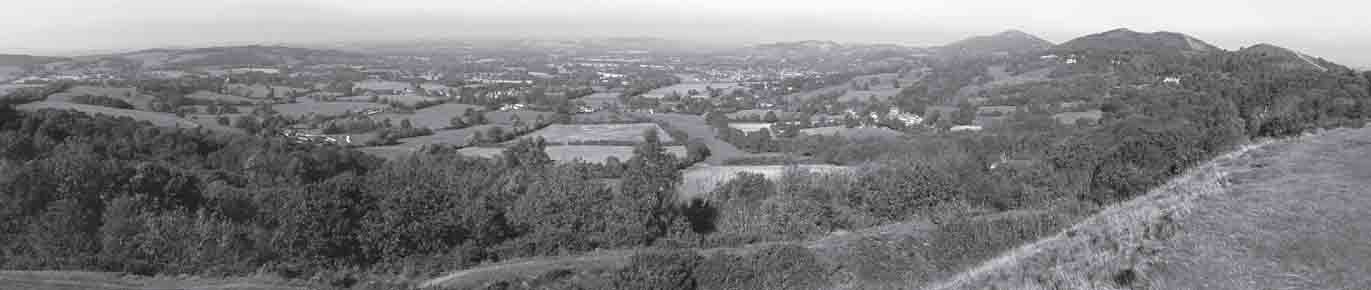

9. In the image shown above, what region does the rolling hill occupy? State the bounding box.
[101,45,372,69]
[1237,43,1347,72]
[1056,28,1220,55]
[939,29,1054,57]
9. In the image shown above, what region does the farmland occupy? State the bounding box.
[458,145,687,164]
[370,103,484,129]
[643,82,742,98]
[272,101,388,117]
[726,122,774,133]
[355,124,511,160]
[517,123,674,144]
[678,164,853,201]
[337,94,445,106]
[225,84,308,99]
[45,86,155,110]
[800,126,905,139]
[726,109,796,120]
[1051,110,1103,125]
[185,90,258,104]
[484,110,556,125]
[16,101,239,133]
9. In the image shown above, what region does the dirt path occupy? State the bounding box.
[930,127,1371,290]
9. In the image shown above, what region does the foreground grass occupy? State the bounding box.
[929,127,1371,290]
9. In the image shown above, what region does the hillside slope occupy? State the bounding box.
[929,127,1371,290]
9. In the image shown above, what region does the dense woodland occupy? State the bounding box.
[1,41,1370,289]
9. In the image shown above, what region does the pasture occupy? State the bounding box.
[337,94,446,106]
[485,110,556,125]
[799,126,904,139]
[46,86,155,110]
[727,122,774,133]
[457,145,687,164]
[517,123,675,144]
[643,82,742,98]
[726,109,797,121]
[186,90,258,104]
[371,103,484,129]
[16,101,239,134]
[1052,110,1103,125]
[272,102,388,118]
[678,164,853,201]
[357,124,512,160]
[225,84,308,99]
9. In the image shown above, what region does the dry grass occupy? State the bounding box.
[929,128,1371,290]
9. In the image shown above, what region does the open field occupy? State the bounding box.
[16,101,239,133]
[727,122,774,133]
[0,271,308,290]
[643,82,742,98]
[800,126,905,139]
[0,84,44,95]
[1051,110,1103,125]
[484,110,556,125]
[225,84,308,99]
[517,123,673,144]
[633,112,755,164]
[354,80,410,91]
[186,90,258,104]
[578,92,622,108]
[370,103,483,129]
[272,101,388,118]
[679,164,852,201]
[46,86,156,110]
[355,124,510,160]
[458,145,687,163]
[337,94,445,106]
[930,128,1371,290]
[726,109,797,120]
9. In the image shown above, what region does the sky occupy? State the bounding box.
[2,0,1368,66]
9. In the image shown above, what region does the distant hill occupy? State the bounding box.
[1056,28,1220,55]
[0,54,67,66]
[940,30,1054,57]
[98,45,372,69]
[1236,43,1346,72]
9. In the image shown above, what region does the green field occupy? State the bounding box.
[185,90,258,104]
[16,101,239,134]
[517,123,675,144]
[485,110,556,125]
[799,126,905,139]
[355,124,512,160]
[458,145,687,164]
[678,164,852,201]
[272,102,388,118]
[370,103,484,129]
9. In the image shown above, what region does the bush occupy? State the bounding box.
[611,249,700,290]
[693,244,828,290]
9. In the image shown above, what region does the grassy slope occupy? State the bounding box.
[0,271,307,290]
[929,127,1371,290]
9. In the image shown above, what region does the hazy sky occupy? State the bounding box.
[2,0,1368,66]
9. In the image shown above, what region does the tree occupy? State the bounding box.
[606,129,681,246]
[449,115,467,129]
[763,111,779,123]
